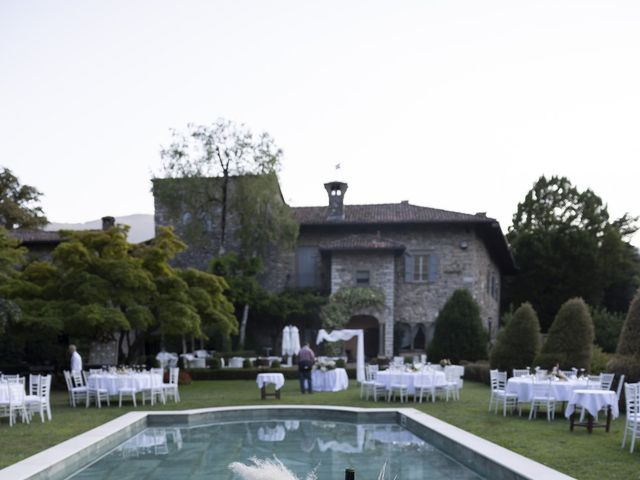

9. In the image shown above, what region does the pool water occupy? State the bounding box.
[67,419,483,480]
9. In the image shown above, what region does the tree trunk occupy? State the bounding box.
[219,172,229,255]
[182,335,187,355]
[239,303,250,349]
[190,334,195,352]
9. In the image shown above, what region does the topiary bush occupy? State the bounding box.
[534,297,594,370]
[489,302,541,372]
[607,288,640,383]
[335,358,346,368]
[242,358,252,369]
[427,289,487,363]
[590,346,609,374]
[270,359,281,368]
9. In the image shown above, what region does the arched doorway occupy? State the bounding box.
[345,315,380,361]
[413,324,427,350]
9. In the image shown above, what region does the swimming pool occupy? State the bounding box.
[67,419,482,480]
[1,406,575,480]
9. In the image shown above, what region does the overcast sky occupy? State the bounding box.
[1,1,639,245]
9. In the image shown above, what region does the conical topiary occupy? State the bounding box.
[534,297,594,370]
[490,302,541,372]
[427,289,487,363]
[617,288,640,356]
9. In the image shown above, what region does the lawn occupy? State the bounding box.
[0,379,638,479]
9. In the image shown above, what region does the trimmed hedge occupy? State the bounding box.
[489,302,541,372]
[534,297,594,370]
[186,367,357,381]
[461,361,491,386]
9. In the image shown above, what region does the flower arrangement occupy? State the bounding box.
[439,358,452,367]
[314,359,336,371]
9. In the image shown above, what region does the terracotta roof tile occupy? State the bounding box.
[292,202,494,225]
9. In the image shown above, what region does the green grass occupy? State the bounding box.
[1,380,638,479]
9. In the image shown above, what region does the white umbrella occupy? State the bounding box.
[281,326,292,356]
[290,326,301,355]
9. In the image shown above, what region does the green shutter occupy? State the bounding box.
[404,253,414,282]
[428,253,439,282]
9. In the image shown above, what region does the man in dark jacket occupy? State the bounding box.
[298,343,315,393]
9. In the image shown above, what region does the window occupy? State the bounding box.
[404,251,439,283]
[296,247,319,288]
[355,270,370,286]
[413,254,429,282]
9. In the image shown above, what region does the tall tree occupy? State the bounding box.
[490,302,541,372]
[156,119,295,255]
[506,175,639,330]
[0,167,47,230]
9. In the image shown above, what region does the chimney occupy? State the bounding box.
[101,216,115,230]
[324,181,348,220]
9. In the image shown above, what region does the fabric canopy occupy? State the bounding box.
[316,329,365,382]
[290,326,301,355]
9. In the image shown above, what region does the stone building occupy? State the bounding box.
[153,176,516,359]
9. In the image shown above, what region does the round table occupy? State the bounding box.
[375,370,447,395]
[506,376,597,403]
[88,373,163,396]
[311,368,349,392]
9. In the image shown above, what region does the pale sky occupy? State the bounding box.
[1,1,639,246]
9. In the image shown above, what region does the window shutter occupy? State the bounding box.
[404,252,414,282]
[428,253,440,282]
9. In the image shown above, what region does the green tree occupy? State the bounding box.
[156,119,297,256]
[0,167,47,229]
[591,306,625,353]
[0,227,25,333]
[320,287,385,329]
[506,175,639,330]
[428,289,487,363]
[534,297,594,370]
[209,254,267,349]
[489,302,541,372]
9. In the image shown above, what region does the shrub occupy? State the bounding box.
[462,361,491,386]
[270,359,281,368]
[607,288,640,384]
[207,357,222,369]
[242,358,252,369]
[592,307,625,353]
[428,289,488,363]
[590,346,609,374]
[617,288,640,356]
[403,356,413,364]
[335,358,346,369]
[489,302,541,372]
[534,297,594,370]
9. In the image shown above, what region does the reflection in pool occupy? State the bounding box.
[68,420,483,480]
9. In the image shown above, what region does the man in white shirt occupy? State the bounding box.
[69,344,83,372]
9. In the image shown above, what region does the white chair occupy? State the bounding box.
[512,368,530,378]
[0,383,29,426]
[489,370,518,416]
[386,372,409,403]
[118,385,138,407]
[600,373,615,391]
[414,371,436,403]
[162,367,180,403]
[85,375,110,408]
[142,373,166,406]
[437,367,460,401]
[361,365,386,402]
[63,370,87,407]
[622,383,640,453]
[25,374,52,422]
[528,380,556,421]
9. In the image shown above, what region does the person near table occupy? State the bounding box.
[69,344,83,372]
[298,342,315,394]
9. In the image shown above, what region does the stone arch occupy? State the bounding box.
[394,321,412,353]
[345,315,380,360]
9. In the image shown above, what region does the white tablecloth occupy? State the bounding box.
[565,390,619,419]
[256,373,285,390]
[0,382,24,404]
[228,357,244,368]
[88,373,163,396]
[311,368,349,392]
[375,370,447,395]
[507,377,597,402]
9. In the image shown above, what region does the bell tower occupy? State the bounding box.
[324,181,348,220]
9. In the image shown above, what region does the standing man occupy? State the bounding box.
[69,344,83,372]
[298,342,316,394]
